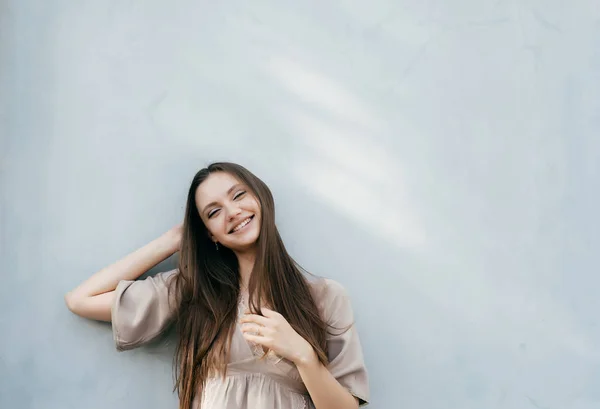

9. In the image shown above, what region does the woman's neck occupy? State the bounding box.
[235,250,256,291]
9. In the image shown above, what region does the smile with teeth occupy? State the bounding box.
[230,216,254,233]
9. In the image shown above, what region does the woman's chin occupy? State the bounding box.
[226,235,260,253]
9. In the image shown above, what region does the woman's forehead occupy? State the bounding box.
[195,172,243,205]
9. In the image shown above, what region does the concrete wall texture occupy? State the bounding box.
[2,1,600,408]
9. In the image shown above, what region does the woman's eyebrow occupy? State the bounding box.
[202,184,244,214]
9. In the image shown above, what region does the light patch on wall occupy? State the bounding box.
[287,113,426,249]
[265,56,595,363]
[266,56,426,249]
[266,56,382,130]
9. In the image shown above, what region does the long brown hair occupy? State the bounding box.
[170,162,329,409]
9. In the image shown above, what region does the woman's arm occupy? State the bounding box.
[240,307,361,409]
[296,355,359,409]
[241,277,369,408]
[64,224,182,322]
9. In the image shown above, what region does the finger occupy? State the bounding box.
[242,333,271,346]
[240,324,263,335]
[240,314,270,326]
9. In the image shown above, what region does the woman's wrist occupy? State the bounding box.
[293,344,320,369]
[160,223,183,254]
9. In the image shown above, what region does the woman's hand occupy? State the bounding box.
[163,222,183,253]
[240,307,318,366]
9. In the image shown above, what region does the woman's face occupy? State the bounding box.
[195,171,261,253]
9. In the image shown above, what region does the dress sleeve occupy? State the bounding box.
[111,269,178,351]
[319,279,370,406]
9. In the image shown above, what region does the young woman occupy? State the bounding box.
[65,162,369,409]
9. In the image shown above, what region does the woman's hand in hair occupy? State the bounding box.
[164,222,183,253]
[240,307,317,366]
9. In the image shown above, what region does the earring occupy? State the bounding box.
[215,242,219,251]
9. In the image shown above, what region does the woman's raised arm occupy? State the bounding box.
[64,223,182,322]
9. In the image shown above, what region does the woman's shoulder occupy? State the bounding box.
[162,268,179,284]
[308,276,349,299]
[156,267,179,281]
[306,276,354,322]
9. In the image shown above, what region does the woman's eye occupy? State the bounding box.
[208,209,220,218]
[233,190,246,200]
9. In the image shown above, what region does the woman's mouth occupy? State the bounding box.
[229,215,254,234]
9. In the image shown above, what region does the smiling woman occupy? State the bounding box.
[196,172,262,252]
[64,162,370,409]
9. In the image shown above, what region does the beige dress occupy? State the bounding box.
[111,269,370,408]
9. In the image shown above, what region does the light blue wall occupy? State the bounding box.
[2,1,600,408]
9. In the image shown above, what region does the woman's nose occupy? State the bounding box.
[225,203,242,220]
